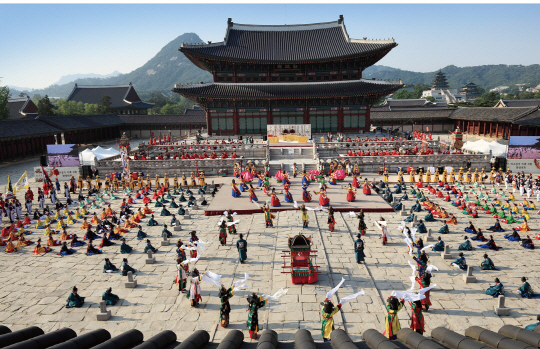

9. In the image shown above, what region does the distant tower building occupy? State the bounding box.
[459,82,482,101]
[422,70,465,104]
[432,70,449,90]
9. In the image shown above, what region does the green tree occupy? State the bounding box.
[411,83,431,99]
[56,100,86,115]
[472,91,501,107]
[518,91,535,99]
[37,95,56,116]
[18,92,27,98]
[0,81,10,120]
[31,94,42,105]
[425,96,436,102]
[160,103,184,114]
[98,95,112,114]
[83,103,100,115]
[394,89,411,99]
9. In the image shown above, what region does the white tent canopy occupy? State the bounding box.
[79,146,120,165]
[462,139,507,157]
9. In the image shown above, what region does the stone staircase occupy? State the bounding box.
[268,146,318,174]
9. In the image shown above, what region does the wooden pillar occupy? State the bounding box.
[365,108,371,134]
[337,108,344,133]
[205,111,211,136]
[233,109,240,135]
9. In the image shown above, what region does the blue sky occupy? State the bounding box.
[2,3,539,89]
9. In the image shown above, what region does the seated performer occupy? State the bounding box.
[522,235,535,249]
[478,235,500,251]
[432,236,445,251]
[486,278,504,297]
[451,252,467,270]
[504,228,521,242]
[147,214,159,226]
[137,226,147,240]
[103,258,117,272]
[487,219,504,232]
[120,238,133,253]
[515,218,531,232]
[102,287,120,305]
[59,241,76,256]
[424,212,434,222]
[458,236,474,251]
[517,277,538,298]
[86,241,102,255]
[416,220,427,234]
[144,239,157,254]
[438,223,449,234]
[160,205,171,216]
[446,214,457,225]
[121,258,136,276]
[480,253,498,270]
[65,286,85,308]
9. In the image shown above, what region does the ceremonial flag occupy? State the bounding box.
[7,175,13,193]
[14,171,29,193]
[41,166,52,185]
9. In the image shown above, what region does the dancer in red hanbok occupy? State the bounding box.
[345,184,356,202]
[362,179,372,195]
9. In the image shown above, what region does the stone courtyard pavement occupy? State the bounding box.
[0,175,539,341]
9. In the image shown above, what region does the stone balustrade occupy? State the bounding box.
[317,153,490,172]
[148,143,267,159]
[96,158,267,176]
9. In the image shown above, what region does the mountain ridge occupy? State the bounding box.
[8,32,540,99]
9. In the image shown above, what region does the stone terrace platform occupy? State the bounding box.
[204,176,394,216]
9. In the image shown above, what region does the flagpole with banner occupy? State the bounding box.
[5,175,14,199]
[14,171,29,193]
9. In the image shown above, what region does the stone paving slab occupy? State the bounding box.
[1,174,540,341]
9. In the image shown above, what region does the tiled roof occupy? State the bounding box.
[66,84,154,109]
[7,97,38,119]
[449,107,536,122]
[0,120,61,139]
[37,114,124,130]
[498,99,540,108]
[381,99,428,108]
[180,18,397,63]
[119,113,205,125]
[173,80,403,100]
[513,107,540,125]
[371,108,455,120]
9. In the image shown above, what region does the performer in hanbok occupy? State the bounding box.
[262,205,275,228]
[345,184,356,202]
[383,296,404,339]
[409,300,425,334]
[231,179,241,198]
[268,188,281,207]
[219,285,235,327]
[283,184,293,203]
[302,184,312,202]
[362,179,372,195]
[65,286,85,308]
[517,277,538,298]
[219,220,228,246]
[247,185,258,202]
[246,292,268,339]
[187,268,203,307]
[354,234,365,263]
[486,278,504,297]
[327,206,336,232]
[314,187,330,206]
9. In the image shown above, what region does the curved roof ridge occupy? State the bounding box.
[174,79,403,89]
[230,20,340,32]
